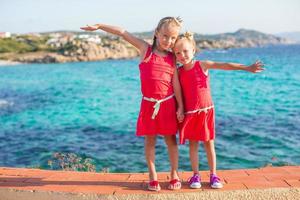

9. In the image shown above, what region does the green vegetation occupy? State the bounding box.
[0,35,53,53]
[48,152,97,172]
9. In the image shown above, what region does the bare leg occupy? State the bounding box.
[145,135,157,181]
[204,140,223,188]
[203,140,216,174]
[164,135,181,189]
[189,140,199,174]
[164,135,179,179]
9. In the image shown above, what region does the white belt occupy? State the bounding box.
[185,105,214,115]
[143,94,175,119]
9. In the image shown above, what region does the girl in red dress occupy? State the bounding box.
[173,32,264,189]
[81,17,184,191]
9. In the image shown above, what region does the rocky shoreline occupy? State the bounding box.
[0,29,295,64]
[0,60,21,66]
[6,41,139,64]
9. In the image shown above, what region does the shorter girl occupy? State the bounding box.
[173,32,264,189]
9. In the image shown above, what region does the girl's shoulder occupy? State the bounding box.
[146,44,152,54]
[140,45,153,63]
[193,60,203,69]
[195,60,202,65]
[196,60,209,76]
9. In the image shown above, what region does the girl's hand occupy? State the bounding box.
[80,24,99,31]
[176,107,185,123]
[247,60,265,73]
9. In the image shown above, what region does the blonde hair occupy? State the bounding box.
[143,17,183,63]
[156,16,183,31]
[176,31,196,48]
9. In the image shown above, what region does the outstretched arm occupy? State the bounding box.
[80,24,149,59]
[172,69,184,123]
[201,60,264,73]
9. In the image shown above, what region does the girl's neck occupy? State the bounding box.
[183,60,195,70]
[153,44,168,56]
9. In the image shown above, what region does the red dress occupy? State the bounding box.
[178,61,215,144]
[136,46,178,136]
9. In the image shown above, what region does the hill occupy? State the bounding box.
[0,29,295,63]
[275,31,300,42]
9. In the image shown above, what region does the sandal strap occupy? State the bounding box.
[169,179,180,185]
[149,180,159,187]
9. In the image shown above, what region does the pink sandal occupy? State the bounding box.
[148,180,161,191]
[168,179,182,190]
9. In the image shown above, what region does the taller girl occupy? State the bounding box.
[81,17,184,191]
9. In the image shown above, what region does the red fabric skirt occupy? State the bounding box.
[136,97,178,136]
[179,108,215,144]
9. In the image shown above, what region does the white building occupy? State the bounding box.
[0,32,11,38]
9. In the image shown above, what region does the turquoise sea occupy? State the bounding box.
[0,45,299,172]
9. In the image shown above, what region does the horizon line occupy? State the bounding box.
[3,28,300,35]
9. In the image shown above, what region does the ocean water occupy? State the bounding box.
[0,45,299,172]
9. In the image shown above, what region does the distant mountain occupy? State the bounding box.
[194,28,282,41]
[133,31,154,38]
[275,31,300,42]
[41,29,292,46]
[134,29,294,48]
[193,28,294,49]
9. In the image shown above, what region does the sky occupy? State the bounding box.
[0,0,299,34]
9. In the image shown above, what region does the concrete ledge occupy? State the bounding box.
[1,187,300,200]
[0,166,300,200]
